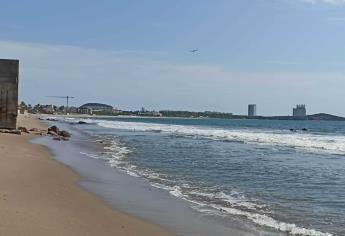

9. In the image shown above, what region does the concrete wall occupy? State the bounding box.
[0,59,19,129]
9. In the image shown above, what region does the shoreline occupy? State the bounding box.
[0,115,172,236]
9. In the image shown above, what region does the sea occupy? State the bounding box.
[42,116,345,236]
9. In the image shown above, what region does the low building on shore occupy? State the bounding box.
[79,103,115,115]
[78,107,93,115]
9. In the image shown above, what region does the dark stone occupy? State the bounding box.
[48,126,60,134]
[59,130,71,138]
[48,130,59,136]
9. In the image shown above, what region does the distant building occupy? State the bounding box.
[248,104,257,117]
[293,104,306,117]
[68,106,78,114]
[38,105,55,114]
[79,103,113,114]
[78,107,93,115]
[151,111,162,117]
[0,59,19,129]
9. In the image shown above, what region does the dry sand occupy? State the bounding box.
[0,115,172,236]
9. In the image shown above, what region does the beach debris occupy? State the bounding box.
[0,129,21,135]
[28,127,46,136]
[18,126,30,133]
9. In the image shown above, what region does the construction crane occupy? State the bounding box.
[47,96,75,115]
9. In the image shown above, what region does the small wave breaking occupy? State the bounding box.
[91,119,345,156]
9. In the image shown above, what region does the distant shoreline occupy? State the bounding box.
[37,112,345,122]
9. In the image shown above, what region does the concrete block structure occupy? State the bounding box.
[0,59,19,129]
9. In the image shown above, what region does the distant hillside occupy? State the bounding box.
[306,113,345,121]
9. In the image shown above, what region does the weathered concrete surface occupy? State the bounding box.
[0,59,19,129]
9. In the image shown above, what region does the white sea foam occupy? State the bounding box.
[94,120,345,155]
[189,190,266,211]
[208,204,333,236]
[151,184,333,236]
[79,151,101,159]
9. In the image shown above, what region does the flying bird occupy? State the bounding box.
[189,49,198,53]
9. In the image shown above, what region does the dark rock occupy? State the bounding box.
[59,130,71,138]
[48,130,59,137]
[78,121,88,124]
[29,128,39,132]
[48,126,60,134]
[53,136,61,141]
[301,128,308,131]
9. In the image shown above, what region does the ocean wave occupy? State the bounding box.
[98,139,333,236]
[148,183,332,236]
[94,120,345,155]
[54,117,336,235]
[208,204,333,236]
[44,116,345,156]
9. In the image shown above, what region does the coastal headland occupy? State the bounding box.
[0,115,172,236]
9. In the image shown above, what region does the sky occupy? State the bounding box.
[1,0,345,116]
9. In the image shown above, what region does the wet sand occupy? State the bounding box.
[0,115,172,236]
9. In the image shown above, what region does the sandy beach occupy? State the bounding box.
[0,115,172,236]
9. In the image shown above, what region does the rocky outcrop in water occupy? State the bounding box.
[47,126,71,141]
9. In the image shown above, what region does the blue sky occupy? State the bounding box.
[1,0,345,115]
